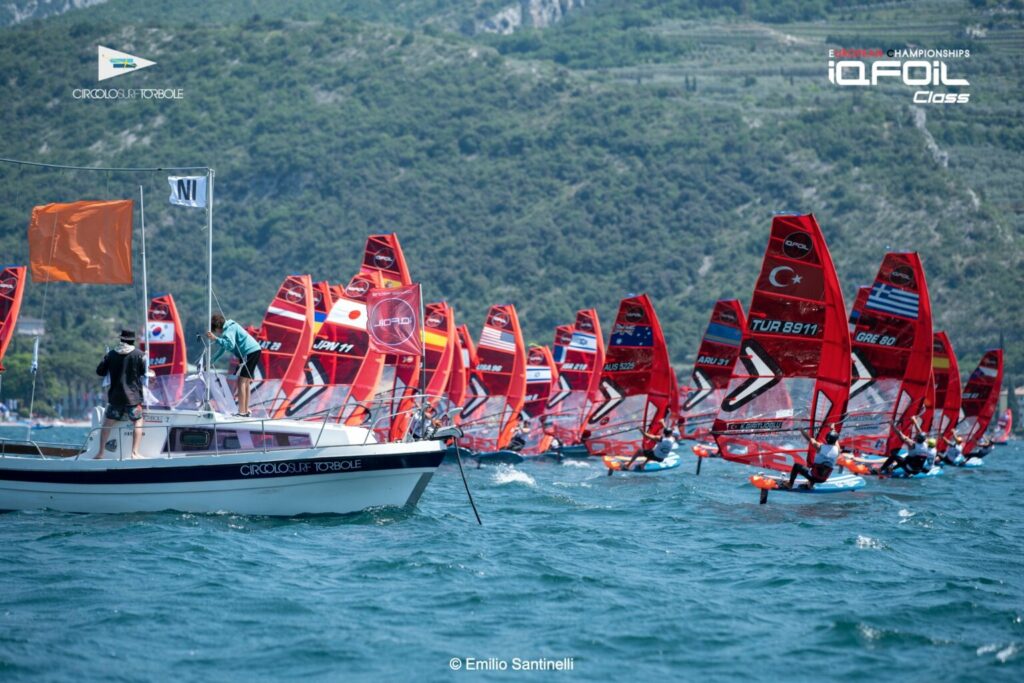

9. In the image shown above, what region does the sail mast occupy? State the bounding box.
[205,169,214,408]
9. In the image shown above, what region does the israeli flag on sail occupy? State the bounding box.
[526,367,553,383]
[168,176,207,208]
[568,332,597,354]
[866,283,919,319]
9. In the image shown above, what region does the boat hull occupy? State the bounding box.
[0,445,443,516]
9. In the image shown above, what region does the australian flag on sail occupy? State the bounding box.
[569,332,598,353]
[705,322,742,348]
[866,283,919,319]
[611,324,653,347]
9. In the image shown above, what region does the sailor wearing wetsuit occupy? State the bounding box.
[877,416,931,476]
[781,425,838,490]
[623,427,675,471]
[937,434,966,467]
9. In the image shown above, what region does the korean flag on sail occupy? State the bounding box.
[168,175,208,208]
[147,321,176,343]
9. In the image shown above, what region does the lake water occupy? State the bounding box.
[0,427,1021,681]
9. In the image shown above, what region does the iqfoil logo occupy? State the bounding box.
[98,46,155,81]
[828,48,971,104]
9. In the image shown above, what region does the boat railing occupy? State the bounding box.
[361,393,451,445]
[47,395,449,461]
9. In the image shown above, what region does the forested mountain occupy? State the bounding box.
[0,0,1020,416]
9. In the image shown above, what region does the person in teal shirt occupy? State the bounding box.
[206,313,262,417]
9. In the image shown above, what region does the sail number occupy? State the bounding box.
[749,319,820,337]
[697,355,730,366]
[478,363,503,372]
[854,332,897,346]
[604,361,636,372]
[260,341,283,351]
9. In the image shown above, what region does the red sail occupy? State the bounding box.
[992,409,1012,444]
[680,299,745,440]
[521,345,558,454]
[960,349,1003,455]
[146,294,187,376]
[546,309,605,445]
[360,233,412,289]
[713,214,851,473]
[843,253,934,456]
[931,331,961,452]
[0,266,27,373]
[423,301,456,408]
[143,293,188,407]
[461,304,527,452]
[918,371,936,433]
[446,324,475,422]
[584,294,675,457]
[551,324,573,369]
[359,236,419,441]
[254,274,314,414]
[278,272,384,420]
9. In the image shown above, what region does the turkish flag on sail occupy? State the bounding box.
[366,283,422,357]
[28,200,133,284]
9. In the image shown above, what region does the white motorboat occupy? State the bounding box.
[0,404,446,516]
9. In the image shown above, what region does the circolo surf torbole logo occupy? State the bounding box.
[71,46,184,100]
[828,48,970,104]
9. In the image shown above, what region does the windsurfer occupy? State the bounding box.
[780,425,838,489]
[876,417,930,475]
[508,418,528,452]
[624,427,675,471]
[95,329,146,459]
[937,434,966,467]
[207,313,262,417]
[973,437,995,458]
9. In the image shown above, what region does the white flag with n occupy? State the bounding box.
[168,175,207,208]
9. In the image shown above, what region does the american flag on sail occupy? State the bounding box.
[480,326,516,352]
[866,283,919,319]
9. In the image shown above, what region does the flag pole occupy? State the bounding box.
[139,185,150,407]
[419,283,426,410]
[205,168,214,409]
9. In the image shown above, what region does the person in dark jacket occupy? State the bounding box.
[96,329,147,458]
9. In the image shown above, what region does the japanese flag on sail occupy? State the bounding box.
[366,284,422,357]
[168,176,207,208]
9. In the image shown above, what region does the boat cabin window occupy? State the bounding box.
[166,427,312,454]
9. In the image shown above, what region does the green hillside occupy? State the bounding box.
[0,0,1021,417]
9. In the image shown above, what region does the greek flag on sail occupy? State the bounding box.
[866,283,919,319]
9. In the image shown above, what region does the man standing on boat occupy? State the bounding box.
[206,313,262,417]
[95,329,147,459]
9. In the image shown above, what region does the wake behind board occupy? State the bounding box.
[962,458,984,468]
[750,472,866,494]
[604,453,681,474]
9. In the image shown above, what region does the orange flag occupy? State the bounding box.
[28,200,133,284]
